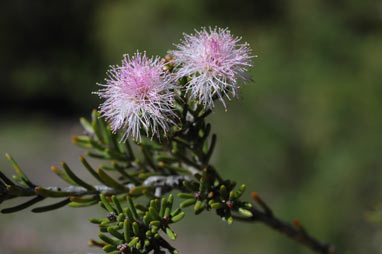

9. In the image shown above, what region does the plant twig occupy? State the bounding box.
[234,205,335,254]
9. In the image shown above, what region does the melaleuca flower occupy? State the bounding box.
[171,27,254,109]
[96,52,176,142]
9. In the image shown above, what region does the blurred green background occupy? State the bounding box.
[0,0,381,253]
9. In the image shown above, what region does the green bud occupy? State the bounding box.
[102,244,115,252]
[126,195,139,220]
[159,198,167,218]
[171,208,182,217]
[128,237,139,247]
[166,227,176,240]
[171,211,185,223]
[99,226,108,233]
[229,191,235,201]
[177,193,195,199]
[210,202,224,209]
[143,214,150,225]
[107,226,124,240]
[89,218,106,224]
[180,198,196,208]
[150,220,161,227]
[123,207,134,221]
[219,185,228,199]
[99,194,114,213]
[194,200,205,215]
[132,222,140,236]
[98,233,121,246]
[123,219,131,242]
[238,208,253,217]
[149,207,161,221]
[117,213,125,222]
[112,195,123,214]
[234,184,246,199]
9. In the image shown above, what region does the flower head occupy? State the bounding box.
[171,27,254,109]
[96,51,176,142]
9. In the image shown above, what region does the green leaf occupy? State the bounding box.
[229,191,235,201]
[98,116,116,149]
[5,153,34,187]
[210,202,224,209]
[98,233,121,246]
[108,226,124,240]
[98,168,127,190]
[70,196,97,203]
[194,200,205,215]
[105,148,127,161]
[31,198,71,213]
[1,196,45,213]
[89,218,108,224]
[165,194,174,217]
[132,221,140,235]
[112,195,123,214]
[180,198,196,208]
[177,193,195,199]
[143,214,150,225]
[102,244,116,252]
[72,136,93,149]
[149,220,161,227]
[165,227,176,240]
[149,207,161,221]
[62,162,95,191]
[126,195,139,220]
[117,213,125,222]
[219,185,228,199]
[50,166,77,185]
[99,194,115,213]
[238,207,253,217]
[170,208,182,217]
[79,156,102,182]
[123,139,135,160]
[123,219,131,242]
[170,211,185,223]
[123,207,134,221]
[68,200,98,207]
[234,184,246,199]
[80,117,94,134]
[127,237,139,247]
[86,151,111,160]
[159,198,167,218]
[92,110,104,143]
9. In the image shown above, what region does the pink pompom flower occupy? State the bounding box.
[171,27,254,109]
[96,52,176,142]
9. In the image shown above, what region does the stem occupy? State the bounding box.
[234,206,334,254]
[1,176,192,200]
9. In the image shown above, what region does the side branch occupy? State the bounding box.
[0,175,191,213]
[234,203,334,254]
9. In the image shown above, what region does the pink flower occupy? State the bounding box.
[172,27,254,109]
[96,52,176,142]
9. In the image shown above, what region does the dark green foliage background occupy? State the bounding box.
[0,0,381,253]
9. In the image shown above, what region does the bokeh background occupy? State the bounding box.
[0,0,381,253]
